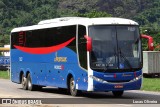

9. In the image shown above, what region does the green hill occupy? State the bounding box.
[0,0,160,49]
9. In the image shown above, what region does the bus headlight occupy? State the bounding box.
[132,75,142,81]
[89,75,106,83]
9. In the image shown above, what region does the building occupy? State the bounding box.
[0,45,10,56]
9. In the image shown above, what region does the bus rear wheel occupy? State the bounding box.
[27,73,36,91]
[69,77,80,96]
[112,91,124,97]
[21,74,27,90]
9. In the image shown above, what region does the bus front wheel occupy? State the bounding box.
[112,91,124,97]
[69,77,80,96]
[21,74,27,90]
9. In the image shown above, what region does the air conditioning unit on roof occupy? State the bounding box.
[38,17,87,25]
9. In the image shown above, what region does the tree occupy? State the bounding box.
[75,10,112,18]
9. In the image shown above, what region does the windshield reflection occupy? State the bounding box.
[89,25,142,72]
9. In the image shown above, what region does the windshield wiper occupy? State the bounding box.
[118,48,133,70]
[135,37,140,44]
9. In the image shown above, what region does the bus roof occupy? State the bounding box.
[11,17,138,33]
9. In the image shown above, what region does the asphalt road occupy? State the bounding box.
[0,79,160,107]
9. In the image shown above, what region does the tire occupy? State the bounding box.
[112,91,124,97]
[27,73,36,91]
[21,74,28,90]
[69,77,81,96]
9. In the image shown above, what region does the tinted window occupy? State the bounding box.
[78,25,87,70]
[11,25,76,53]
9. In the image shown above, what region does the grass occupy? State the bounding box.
[0,71,10,79]
[141,78,160,92]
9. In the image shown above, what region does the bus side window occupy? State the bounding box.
[26,29,45,47]
[58,26,76,53]
[78,25,87,70]
[11,32,19,49]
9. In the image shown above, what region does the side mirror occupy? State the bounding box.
[141,34,154,51]
[84,35,92,52]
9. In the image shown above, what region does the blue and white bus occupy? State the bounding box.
[11,17,144,97]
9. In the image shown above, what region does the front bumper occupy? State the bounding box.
[90,75,142,91]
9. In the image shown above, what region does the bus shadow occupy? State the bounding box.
[19,87,160,99]
[80,91,133,99]
[19,87,133,99]
[41,87,70,96]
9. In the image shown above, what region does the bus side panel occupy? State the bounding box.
[11,63,21,83]
[36,63,46,85]
[45,63,88,90]
[48,48,88,90]
[75,69,88,91]
[46,63,59,87]
[11,47,88,91]
[56,64,88,90]
[45,48,88,90]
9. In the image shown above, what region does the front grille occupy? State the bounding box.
[107,80,130,83]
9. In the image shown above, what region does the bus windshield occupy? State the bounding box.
[89,25,142,72]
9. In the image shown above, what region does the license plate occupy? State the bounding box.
[114,84,123,88]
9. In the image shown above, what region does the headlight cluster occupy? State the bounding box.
[131,75,142,82]
[89,74,142,84]
[89,75,107,83]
